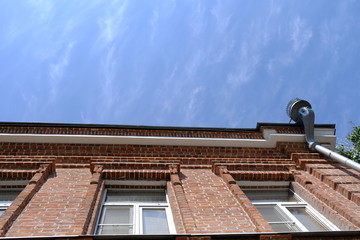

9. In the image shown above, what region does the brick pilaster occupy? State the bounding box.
[0,162,55,236]
[217,166,274,233]
[82,165,103,234]
[169,165,198,233]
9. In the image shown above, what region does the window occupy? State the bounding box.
[243,189,338,232]
[0,189,21,216]
[96,190,175,235]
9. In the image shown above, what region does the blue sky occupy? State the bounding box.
[0,0,359,142]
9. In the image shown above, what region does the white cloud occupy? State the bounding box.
[80,111,92,124]
[227,43,261,86]
[96,45,147,123]
[290,17,313,54]
[268,0,282,20]
[27,0,54,21]
[185,86,204,123]
[149,1,177,46]
[48,42,75,101]
[266,16,313,73]
[98,18,116,44]
[190,1,206,36]
[99,46,117,116]
[96,0,128,49]
[149,9,159,45]
[185,50,205,78]
[158,66,178,115]
[21,91,40,121]
[208,40,235,65]
[4,24,21,45]
[211,0,232,34]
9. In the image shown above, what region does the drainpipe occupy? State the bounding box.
[286,98,360,172]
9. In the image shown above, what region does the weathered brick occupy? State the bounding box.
[6,169,92,237]
[0,123,358,239]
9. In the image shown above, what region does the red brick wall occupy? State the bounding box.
[0,143,290,159]
[0,125,359,238]
[6,168,93,237]
[179,169,256,233]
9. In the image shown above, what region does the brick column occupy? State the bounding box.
[294,172,360,230]
[6,168,93,237]
[217,166,274,232]
[0,163,54,236]
[180,168,257,233]
[168,165,198,233]
[82,165,103,234]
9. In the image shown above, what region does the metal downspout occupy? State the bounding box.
[286,98,360,172]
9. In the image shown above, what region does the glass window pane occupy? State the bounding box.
[106,191,166,203]
[0,210,4,216]
[243,189,298,203]
[287,207,328,231]
[142,209,169,234]
[102,206,133,225]
[0,190,21,204]
[270,223,298,232]
[99,225,133,234]
[256,205,289,222]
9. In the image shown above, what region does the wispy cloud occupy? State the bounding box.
[149,1,177,46]
[227,43,261,86]
[149,9,159,45]
[185,50,205,78]
[96,44,147,123]
[96,0,128,49]
[20,91,40,121]
[290,17,312,54]
[207,0,235,65]
[98,18,116,44]
[48,42,75,101]
[190,1,206,36]
[3,24,21,45]
[27,0,54,21]
[153,63,205,126]
[98,46,117,119]
[208,40,234,65]
[157,66,178,115]
[266,15,313,73]
[184,86,204,124]
[211,0,232,34]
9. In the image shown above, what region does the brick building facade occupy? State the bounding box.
[0,122,359,240]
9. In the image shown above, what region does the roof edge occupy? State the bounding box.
[0,121,335,133]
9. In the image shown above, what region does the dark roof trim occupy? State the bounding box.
[0,122,335,133]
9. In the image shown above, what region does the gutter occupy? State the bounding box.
[286,98,360,172]
[0,128,336,149]
[0,121,336,132]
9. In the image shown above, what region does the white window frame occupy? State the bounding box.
[0,204,10,214]
[0,189,22,215]
[244,189,339,232]
[96,189,175,235]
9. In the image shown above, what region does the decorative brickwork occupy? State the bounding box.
[217,166,273,232]
[0,143,291,159]
[6,168,93,237]
[0,162,54,236]
[179,169,257,233]
[86,181,105,235]
[0,123,358,239]
[294,172,360,229]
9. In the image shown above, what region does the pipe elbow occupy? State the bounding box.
[308,141,320,151]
